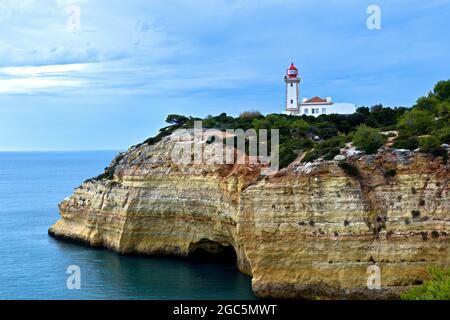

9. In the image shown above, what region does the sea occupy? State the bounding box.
[0,151,255,300]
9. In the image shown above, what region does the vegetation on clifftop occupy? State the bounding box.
[90,80,450,181]
[145,80,449,169]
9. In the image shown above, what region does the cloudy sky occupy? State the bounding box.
[0,0,449,151]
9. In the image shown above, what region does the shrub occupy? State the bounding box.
[384,168,397,178]
[338,162,361,178]
[166,114,189,125]
[323,147,341,160]
[419,136,447,160]
[301,149,321,163]
[279,138,314,168]
[386,132,397,138]
[401,266,450,300]
[352,125,386,154]
[419,136,442,155]
[89,152,125,181]
[433,127,450,144]
[239,110,262,119]
[398,109,434,137]
[392,136,419,150]
[301,135,347,162]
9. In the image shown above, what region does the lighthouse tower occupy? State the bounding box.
[284,62,300,114]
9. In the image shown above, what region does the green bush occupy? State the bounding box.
[279,138,314,168]
[352,125,386,154]
[401,266,450,300]
[384,168,397,178]
[398,109,434,136]
[419,136,447,161]
[386,132,397,138]
[419,136,442,154]
[239,110,263,119]
[166,114,189,125]
[89,152,125,181]
[392,136,419,150]
[302,149,321,163]
[338,162,361,178]
[323,147,341,160]
[301,135,347,162]
[433,127,450,144]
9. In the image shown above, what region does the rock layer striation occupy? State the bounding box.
[49,135,450,299]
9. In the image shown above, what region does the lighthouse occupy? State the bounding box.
[284,63,300,114]
[282,62,357,116]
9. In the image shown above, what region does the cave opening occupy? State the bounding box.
[188,239,237,266]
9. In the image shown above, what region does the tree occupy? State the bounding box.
[239,110,262,119]
[370,104,383,113]
[356,106,370,115]
[352,125,386,154]
[415,94,440,113]
[398,109,434,136]
[166,114,189,125]
[433,80,450,101]
[371,106,397,127]
[436,101,450,119]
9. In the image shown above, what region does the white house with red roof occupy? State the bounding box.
[283,63,356,117]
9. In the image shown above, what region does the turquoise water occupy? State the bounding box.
[0,152,255,300]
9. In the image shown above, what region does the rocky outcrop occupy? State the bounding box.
[49,133,450,299]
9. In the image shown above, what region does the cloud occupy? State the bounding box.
[0,63,88,76]
[0,78,83,94]
[0,0,36,22]
[0,63,90,94]
[0,0,449,105]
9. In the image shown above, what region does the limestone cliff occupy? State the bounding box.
[49,133,450,299]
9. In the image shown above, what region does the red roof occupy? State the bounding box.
[303,96,328,104]
[288,63,298,71]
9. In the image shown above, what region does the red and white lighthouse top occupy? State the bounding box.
[286,63,299,78]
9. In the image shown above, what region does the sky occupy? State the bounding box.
[0,0,450,151]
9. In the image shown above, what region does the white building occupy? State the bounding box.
[283,63,356,117]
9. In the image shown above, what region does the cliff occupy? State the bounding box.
[49,132,450,299]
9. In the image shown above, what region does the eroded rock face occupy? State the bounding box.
[49,135,450,299]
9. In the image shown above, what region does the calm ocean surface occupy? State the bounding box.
[0,151,255,300]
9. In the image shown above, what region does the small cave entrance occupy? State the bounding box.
[188,239,237,266]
